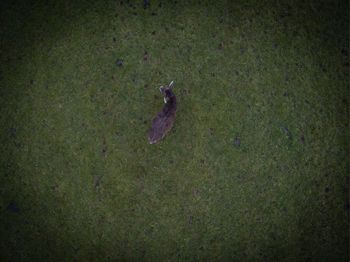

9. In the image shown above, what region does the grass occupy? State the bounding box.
[0,0,349,261]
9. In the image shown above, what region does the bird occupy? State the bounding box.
[148,81,177,144]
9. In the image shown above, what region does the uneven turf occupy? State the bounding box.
[0,0,349,261]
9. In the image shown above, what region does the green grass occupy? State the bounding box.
[0,0,349,261]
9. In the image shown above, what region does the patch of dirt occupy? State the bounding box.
[234,136,241,147]
[102,137,107,155]
[116,58,123,66]
[6,202,20,213]
[93,175,102,191]
[143,51,148,61]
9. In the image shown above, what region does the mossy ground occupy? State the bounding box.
[0,0,349,261]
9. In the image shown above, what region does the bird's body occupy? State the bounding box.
[148,82,177,144]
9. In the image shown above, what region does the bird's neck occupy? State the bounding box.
[163,96,176,113]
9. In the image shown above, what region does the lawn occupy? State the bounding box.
[0,0,349,261]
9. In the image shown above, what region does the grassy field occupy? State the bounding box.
[0,0,349,261]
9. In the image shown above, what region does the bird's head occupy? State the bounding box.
[159,81,175,103]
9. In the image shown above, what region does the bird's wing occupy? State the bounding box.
[149,113,175,142]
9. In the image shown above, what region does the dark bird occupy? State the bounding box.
[148,81,177,144]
